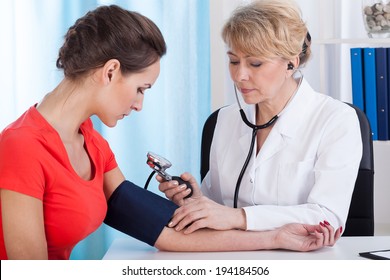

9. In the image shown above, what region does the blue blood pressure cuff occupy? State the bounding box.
[104,180,178,246]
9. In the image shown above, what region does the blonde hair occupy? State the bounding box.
[222,0,311,66]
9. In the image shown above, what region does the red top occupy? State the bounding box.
[0,106,118,259]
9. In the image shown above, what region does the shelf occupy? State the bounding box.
[374,140,390,145]
[313,38,390,45]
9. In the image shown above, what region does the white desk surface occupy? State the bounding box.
[103,235,390,260]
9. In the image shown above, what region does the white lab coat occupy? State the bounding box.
[201,78,362,231]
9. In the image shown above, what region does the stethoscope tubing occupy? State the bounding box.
[234,127,257,208]
[233,73,303,208]
[233,111,277,208]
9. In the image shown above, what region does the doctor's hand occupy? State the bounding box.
[168,196,247,233]
[273,222,342,251]
[157,172,202,206]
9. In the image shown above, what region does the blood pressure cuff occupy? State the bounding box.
[104,180,178,246]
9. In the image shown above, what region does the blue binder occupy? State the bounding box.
[363,48,378,140]
[350,48,365,112]
[375,48,389,140]
[388,48,390,140]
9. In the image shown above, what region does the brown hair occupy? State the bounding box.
[56,5,167,80]
[222,0,311,67]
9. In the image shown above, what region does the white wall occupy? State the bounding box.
[373,142,390,235]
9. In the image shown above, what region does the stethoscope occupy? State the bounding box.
[232,71,303,208]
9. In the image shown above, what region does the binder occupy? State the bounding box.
[350,48,365,112]
[363,48,378,140]
[375,48,389,140]
[388,47,390,139]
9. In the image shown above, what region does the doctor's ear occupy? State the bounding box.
[287,56,300,72]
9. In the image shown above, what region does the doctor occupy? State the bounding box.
[159,0,362,235]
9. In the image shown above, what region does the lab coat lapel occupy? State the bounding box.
[237,101,289,163]
[236,96,290,163]
[256,78,312,164]
[238,131,253,156]
[257,128,286,163]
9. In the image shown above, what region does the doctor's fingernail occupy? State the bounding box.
[319,222,325,227]
[179,184,186,189]
[324,220,330,226]
[339,226,343,233]
[172,181,179,186]
[168,221,173,227]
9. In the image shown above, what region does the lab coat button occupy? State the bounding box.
[250,178,254,183]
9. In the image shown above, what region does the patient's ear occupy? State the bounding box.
[102,59,121,85]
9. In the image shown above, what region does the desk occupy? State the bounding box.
[103,236,390,260]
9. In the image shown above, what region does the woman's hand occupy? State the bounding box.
[273,221,342,252]
[168,196,247,233]
[157,172,202,206]
[158,172,246,232]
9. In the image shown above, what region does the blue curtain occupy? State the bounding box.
[0,0,210,259]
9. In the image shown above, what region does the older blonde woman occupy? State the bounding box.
[159,0,361,239]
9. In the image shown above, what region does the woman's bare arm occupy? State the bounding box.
[103,167,126,200]
[1,189,48,259]
[155,222,341,252]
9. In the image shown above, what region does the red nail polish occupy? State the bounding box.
[339,226,343,233]
[324,220,330,226]
[320,222,325,227]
